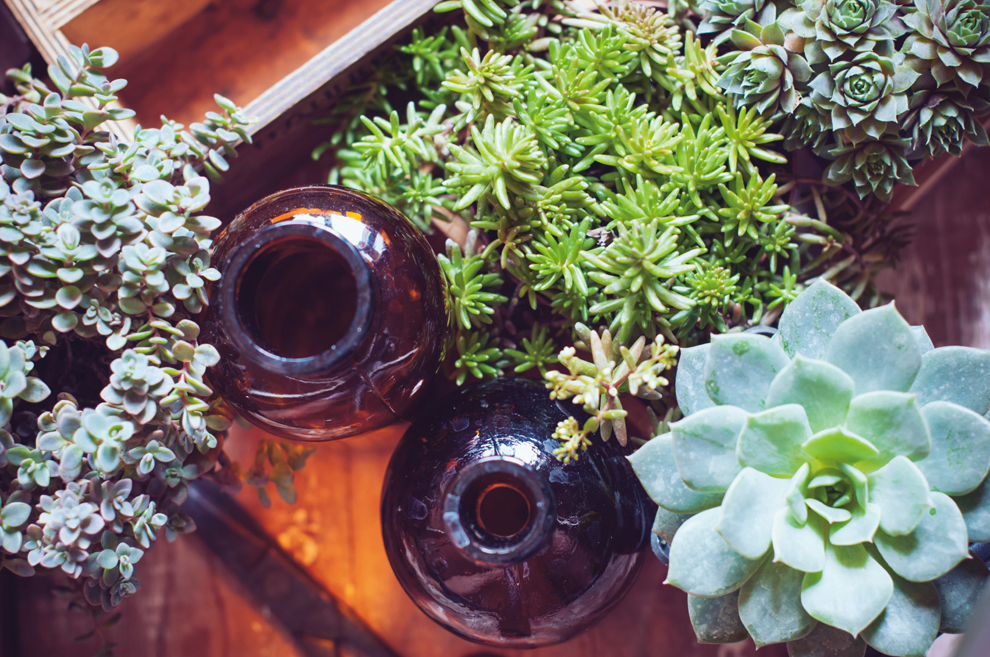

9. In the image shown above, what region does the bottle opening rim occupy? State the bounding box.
[443,457,556,567]
[220,221,374,376]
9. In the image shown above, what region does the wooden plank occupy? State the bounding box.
[38,0,100,29]
[59,0,212,60]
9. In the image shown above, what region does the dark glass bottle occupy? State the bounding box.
[201,186,448,441]
[381,378,656,648]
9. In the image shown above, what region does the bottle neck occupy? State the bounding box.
[220,222,374,376]
[443,457,556,567]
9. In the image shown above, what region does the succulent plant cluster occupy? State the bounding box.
[0,47,315,622]
[701,0,990,201]
[310,0,917,461]
[630,279,990,656]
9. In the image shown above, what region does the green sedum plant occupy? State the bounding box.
[629,278,990,657]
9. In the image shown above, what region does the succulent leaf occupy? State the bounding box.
[675,344,716,416]
[910,326,935,355]
[933,553,990,633]
[860,574,940,657]
[829,503,882,546]
[716,467,791,559]
[738,558,819,647]
[688,591,748,643]
[704,333,791,412]
[766,356,855,433]
[845,392,931,469]
[772,507,828,572]
[785,622,867,657]
[867,455,932,536]
[666,507,766,596]
[823,304,922,395]
[777,278,862,360]
[955,476,990,540]
[671,405,747,492]
[909,347,990,415]
[799,542,894,637]
[653,506,692,544]
[916,401,990,495]
[874,492,969,582]
[802,427,879,463]
[737,404,813,476]
[628,433,724,513]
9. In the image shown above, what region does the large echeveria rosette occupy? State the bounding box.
[630,279,990,657]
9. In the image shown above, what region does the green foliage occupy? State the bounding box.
[695,0,990,200]
[0,45,260,611]
[630,279,990,656]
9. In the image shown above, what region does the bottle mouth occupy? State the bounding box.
[220,222,374,376]
[443,457,556,567]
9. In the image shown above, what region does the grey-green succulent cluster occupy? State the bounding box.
[630,279,990,657]
[313,0,876,429]
[699,0,990,201]
[0,46,279,612]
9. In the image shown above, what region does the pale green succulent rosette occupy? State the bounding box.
[630,278,990,657]
[718,20,814,114]
[789,0,905,64]
[902,0,990,88]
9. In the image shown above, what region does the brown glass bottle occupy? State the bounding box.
[381,378,656,648]
[201,186,448,441]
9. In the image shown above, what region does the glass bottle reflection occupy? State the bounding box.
[381,378,656,648]
[201,186,448,441]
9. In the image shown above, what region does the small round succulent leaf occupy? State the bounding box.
[667,507,767,597]
[704,334,791,413]
[671,406,746,493]
[778,278,862,360]
[956,476,990,541]
[786,622,867,657]
[933,552,989,633]
[628,433,724,513]
[806,498,853,524]
[915,401,990,496]
[737,404,814,476]
[802,427,879,463]
[809,470,844,488]
[800,542,894,637]
[716,467,792,560]
[824,304,922,396]
[767,356,855,433]
[874,492,969,582]
[739,558,818,647]
[829,503,882,546]
[773,508,826,572]
[688,591,748,644]
[909,347,990,415]
[844,392,931,471]
[653,506,692,544]
[868,455,932,536]
[861,574,940,657]
[676,344,716,417]
[910,326,934,356]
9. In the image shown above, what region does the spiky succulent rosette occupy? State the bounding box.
[902,0,990,88]
[904,86,990,156]
[699,0,776,43]
[630,279,990,657]
[718,20,814,113]
[788,0,905,64]
[809,51,912,143]
[823,135,916,201]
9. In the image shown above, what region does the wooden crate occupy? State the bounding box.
[3,0,437,139]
